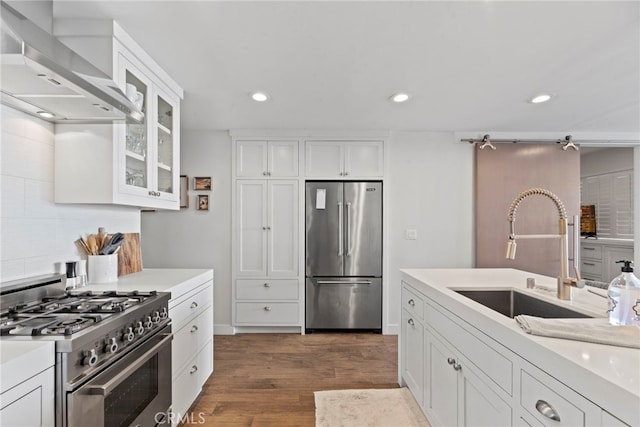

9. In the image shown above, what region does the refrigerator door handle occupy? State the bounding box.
[317,280,372,285]
[338,202,344,256]
[346,202,352,256]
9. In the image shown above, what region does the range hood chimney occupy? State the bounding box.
[0,1,143,122]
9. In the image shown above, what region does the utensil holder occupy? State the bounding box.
[88,254,118,283]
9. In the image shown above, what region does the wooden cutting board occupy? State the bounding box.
[117,233,143,276]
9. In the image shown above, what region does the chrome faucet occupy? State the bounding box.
[506,188,583,300]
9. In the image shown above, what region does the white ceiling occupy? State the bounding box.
[52,1,640,133]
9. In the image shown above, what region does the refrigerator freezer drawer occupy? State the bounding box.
[305,277,382,330]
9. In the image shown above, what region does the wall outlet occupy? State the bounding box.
[405,229,418,240]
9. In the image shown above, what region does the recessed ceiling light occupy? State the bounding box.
[36,111,54,119]
[251,92,269,102]
[390,92,410,103]
[530,93,552,104]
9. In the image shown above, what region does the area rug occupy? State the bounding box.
[314,388,431,427]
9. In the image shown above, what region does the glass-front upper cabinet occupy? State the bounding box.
[124,68,150,191]
[155,92,178,199]
[117,54,179,205]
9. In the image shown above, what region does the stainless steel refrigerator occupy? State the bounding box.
[305,181,382,332]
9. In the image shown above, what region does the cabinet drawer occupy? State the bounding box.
[426,304,512,395]
[581,259,602,276]
[581,244,602,260]
[520,370,596,427]
[172,307,213,375]
[170,284,212,331]
[172,343,213,421]
[402,284,424,320]
[236,279,298,300]
[235,302,299,324]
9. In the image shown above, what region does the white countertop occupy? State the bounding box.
[400,268,640,425]
[0,341,55,393]
[77,268,214,298]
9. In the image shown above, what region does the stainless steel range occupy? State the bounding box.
[0,274,172,427]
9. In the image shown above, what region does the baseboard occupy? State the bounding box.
[233,326,302,334]
[385,323,400,335]
[214,324,236,335]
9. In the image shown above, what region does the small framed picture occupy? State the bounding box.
[180,175,189,208]
[197,194,209,211]
[194,176,212,191]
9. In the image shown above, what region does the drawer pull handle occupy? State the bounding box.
[535,400,561,422]
[407,318,414,326]
[447,357,455,365]
[583,262,596,266]
[190,325,198,333]
[264,282,270,288]
[264,306,272,311]
[190,365,198,375]
[190,302,198,309]
[584,247,595,250]
[408,299,415,306]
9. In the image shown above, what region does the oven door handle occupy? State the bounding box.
[87,333,172,396]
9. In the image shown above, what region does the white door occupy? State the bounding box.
[236,141,268,177]
[402,310,424,407]
[236,180,268,276]
[458,362,512,427]
[305,141,344,177]
[268,141,299,177]
[267,180,298,276]
[345,141,384,177]
[426,332,459,427]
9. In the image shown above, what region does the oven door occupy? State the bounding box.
[67,327,172,427]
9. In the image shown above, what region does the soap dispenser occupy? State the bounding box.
[607,260,640,326]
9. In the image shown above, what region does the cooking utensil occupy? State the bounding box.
[76,237,91,255]
[99,232,124,255]
[87,234,99,255]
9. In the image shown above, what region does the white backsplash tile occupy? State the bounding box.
[0,175,25,218]
[1,107,140,285]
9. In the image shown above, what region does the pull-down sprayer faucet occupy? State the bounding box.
[506,188,583,300]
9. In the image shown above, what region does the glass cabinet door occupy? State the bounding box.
[124,69,150,191]
[156,94,175,197]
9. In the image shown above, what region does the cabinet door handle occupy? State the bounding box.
[189,365,198,375]
[535,400,561,422]
[190,325,198,333]
[452,362,462,371]
[264,306,272,311]
[190,302,198,309]
[408,299,415,307]
[263,282,270,287]
[344,171,349,176]
[407,318,414,326]
[263,171,267,176]
[447,357,456,365]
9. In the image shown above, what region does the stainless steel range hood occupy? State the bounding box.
[0,1,143,122]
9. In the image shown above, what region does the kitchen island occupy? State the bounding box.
[399,268,639,427]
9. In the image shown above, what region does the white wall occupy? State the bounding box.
[141,130,232,334]
[141,129,473,334]
[0,106,140,284]
[385,131,474,332]
[581,147,634,177]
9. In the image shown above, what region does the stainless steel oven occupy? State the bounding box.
[66,325,172,427]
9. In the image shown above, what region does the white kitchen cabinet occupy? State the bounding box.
[168,278,214,425]
[0,342,55,427]
[235,180,298,277]
[402,309,425,408]
[233,180,299,327]
[425,330,512,427]
[305,140,384,177]
[236,140,299,177]
[54,21,182,210]
[580,240,634,283]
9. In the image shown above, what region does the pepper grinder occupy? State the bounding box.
[77,260,87,287]
[65,261,78,290]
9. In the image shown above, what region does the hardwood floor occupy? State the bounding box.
[184,333,399,426]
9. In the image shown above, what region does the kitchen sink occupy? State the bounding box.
[454,290,592,319]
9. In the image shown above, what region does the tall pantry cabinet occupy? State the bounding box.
[232,140,301,328]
